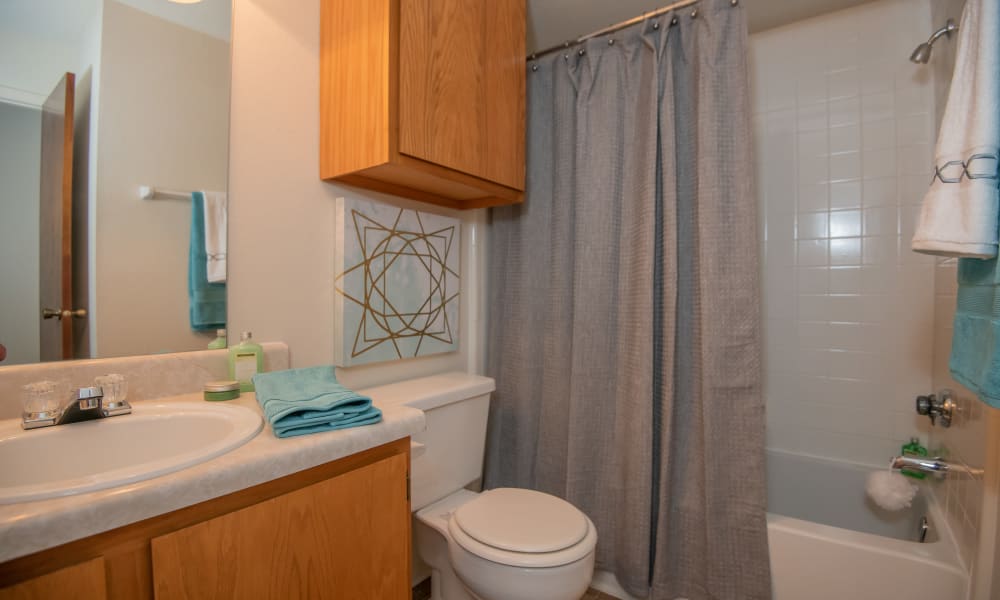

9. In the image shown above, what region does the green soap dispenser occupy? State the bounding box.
[228,331,264,392]
[900,437,929,479]
[207,328,227,350]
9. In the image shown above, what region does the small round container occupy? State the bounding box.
[204,380,241,402]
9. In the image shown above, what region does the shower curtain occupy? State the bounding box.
[484,1,769,598]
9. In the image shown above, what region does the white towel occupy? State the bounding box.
[911,0,1000,259]
[203,191,227,283]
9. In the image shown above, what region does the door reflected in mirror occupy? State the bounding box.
[0,0,231,365]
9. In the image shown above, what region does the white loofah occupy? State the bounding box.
[866,470,918,511]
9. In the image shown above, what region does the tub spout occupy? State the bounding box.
[890,455,950,474]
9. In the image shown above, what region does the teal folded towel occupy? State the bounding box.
[950,257,1000,408]
[252,366,382,438]
[189,192,226,331]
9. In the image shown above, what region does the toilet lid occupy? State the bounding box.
[452,488,589,553]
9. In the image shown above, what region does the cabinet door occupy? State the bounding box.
[151,453,410,600]
[0,557,106,600]
[399,0,525,191]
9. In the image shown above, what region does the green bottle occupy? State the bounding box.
[900,437,928,480]
[228,331,264,392]
[207,329,227,350]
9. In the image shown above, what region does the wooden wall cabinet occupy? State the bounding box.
[0,439,410,600]
[320,0,526,209]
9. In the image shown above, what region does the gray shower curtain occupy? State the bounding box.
[484,1,769,598]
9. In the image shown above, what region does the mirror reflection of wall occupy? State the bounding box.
[0,0,231,366]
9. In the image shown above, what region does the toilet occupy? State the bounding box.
[364,372,597,600]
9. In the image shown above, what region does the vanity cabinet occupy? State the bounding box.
[320,0,526,209]
[0,439,410,600]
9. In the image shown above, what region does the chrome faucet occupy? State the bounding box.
[22,386,131,430]
[890,455,951,475]
[890,455,983,478]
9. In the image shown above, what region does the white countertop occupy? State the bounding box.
[0,392,425,563]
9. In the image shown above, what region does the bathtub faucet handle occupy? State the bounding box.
[915,390,955,428]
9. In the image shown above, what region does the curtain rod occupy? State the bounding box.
[528,0,706,61]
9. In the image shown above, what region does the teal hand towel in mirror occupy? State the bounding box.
[189,191,226,331]
[252,366,382,438]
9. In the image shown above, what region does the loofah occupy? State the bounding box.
[866,470,918,511]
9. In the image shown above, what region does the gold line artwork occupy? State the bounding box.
[334,200,460,365]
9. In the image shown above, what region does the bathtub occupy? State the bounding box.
[768,449,968,600]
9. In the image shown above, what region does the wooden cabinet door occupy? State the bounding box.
[0,557,106,600]
[399,0,525,191]
[150,453,410,600]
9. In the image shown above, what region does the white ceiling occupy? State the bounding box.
[527,0,878,53]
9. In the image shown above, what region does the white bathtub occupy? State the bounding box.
[768,450,968,600]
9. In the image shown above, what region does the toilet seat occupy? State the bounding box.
[448,488,598,568]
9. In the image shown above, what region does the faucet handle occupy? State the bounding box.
[94,374,131,416]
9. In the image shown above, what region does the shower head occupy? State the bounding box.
[910,18,957,64]
[909,43,933,64]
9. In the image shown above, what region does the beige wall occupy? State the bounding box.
[93,1,230,357]
[227,0,486,387]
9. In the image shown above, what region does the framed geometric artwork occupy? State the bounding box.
[333,196,460,367]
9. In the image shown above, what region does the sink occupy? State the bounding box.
[0,402,262,504]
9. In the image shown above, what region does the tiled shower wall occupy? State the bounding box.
[751,0,939,467]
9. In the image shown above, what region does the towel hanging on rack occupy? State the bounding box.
[911,0,999,259]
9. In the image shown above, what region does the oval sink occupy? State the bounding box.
[0,402,262,504]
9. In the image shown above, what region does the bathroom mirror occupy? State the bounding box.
[0,0,231,366]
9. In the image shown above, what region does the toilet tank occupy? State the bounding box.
[362,372,495,511]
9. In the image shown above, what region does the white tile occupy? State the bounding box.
[828,293,864,322]
[797,267,829,295]
[829,124,861,154]
[830,97,861,127]
[797,212,829,240]
[797,71,828,106]
[830,152,862,182]
[798,294,830,321]
[862,177,897,208]
[799,154,830,185]
[897,113,933,146]
[860,60,895,95]
[895,86,932,116]
[797,103,828,132]
[798,320,831,349]
[898,143,934,176]
[830,180,862,210]
[831,237,862,265]
[798,130,828,158]
[830,210,862,238]
[828,68,859,100]
[798,183,829,213]
[862,146,896,180]
[861,92,895,123]
[862,119,896,150]
[863,206,897,236]
[767,71,798,111]
[829,266,862,294]
[797,239,829,266]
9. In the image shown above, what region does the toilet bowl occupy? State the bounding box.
[415,489,597,600]
[362,373,598,600]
